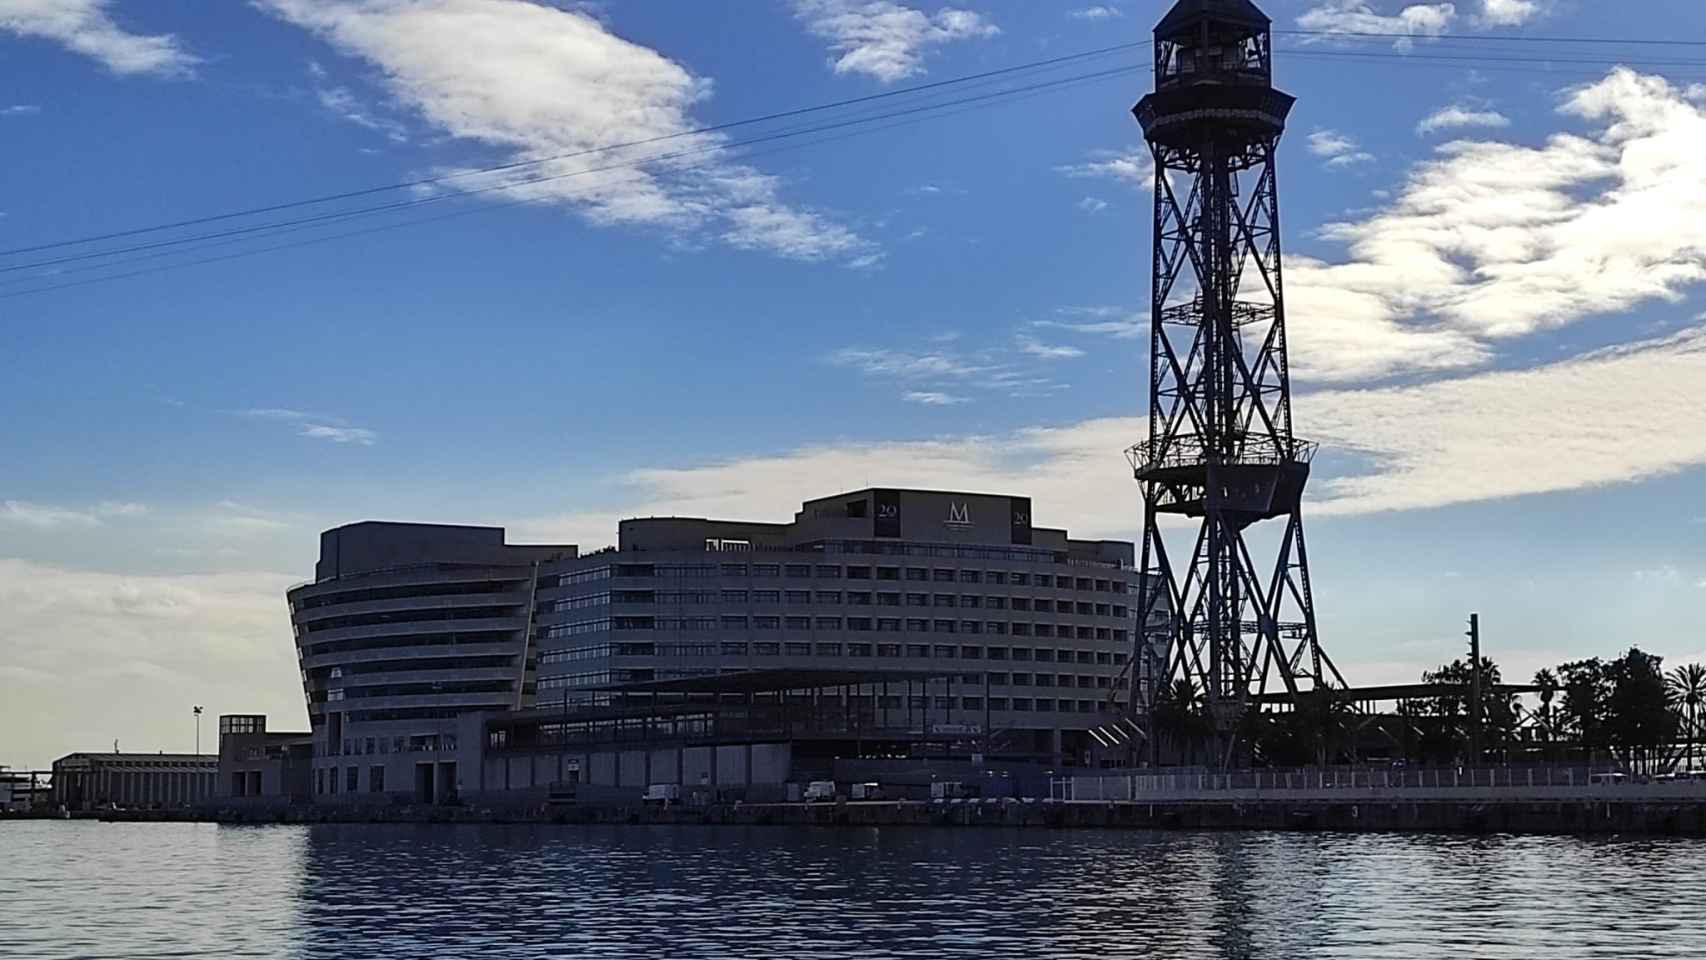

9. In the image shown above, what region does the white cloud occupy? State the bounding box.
[308,62,409,142]
[1032,308,1146,340]
[1297,1,1457,42]
[792,0,999,84]
[1283,69,1706,382]
[1069,5,1121,19]
[903,390,970,406]
[1308,326,1706,514]
[2,103,41,116]
[1417,102,1511,135]
[1478,0,1548,27]
[239,406,377,445]
[1,499,149,529]
[0,0,196,77]
[1076,196,1108,214]
[1308,128,1375,168]
[300,424,377,445]
[830,347,991,380]
[1056,147,1153,189]
[0,558,302,768]
[522,322,1706,547]
[258,0,872,265]
[1015,335,1085,360]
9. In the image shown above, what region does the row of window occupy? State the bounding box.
[541,640,1130,669]
[545,562,1131,592]
[331,734,456,757]
[546,589,1132,618]
[316,765,385,795]
[543,616,1133,642]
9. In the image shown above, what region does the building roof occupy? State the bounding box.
[1155,0,1271,36]
[54,752,217,765]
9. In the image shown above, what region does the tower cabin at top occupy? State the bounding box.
[1135,0,1291,150]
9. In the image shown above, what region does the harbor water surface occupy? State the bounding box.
[1,821,1700,959]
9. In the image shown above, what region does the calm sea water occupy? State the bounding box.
[0,820,1700,959]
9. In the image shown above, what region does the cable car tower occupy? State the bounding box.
[1127,0,1347,766]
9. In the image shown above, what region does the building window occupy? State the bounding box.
[959,570,980,583]
[906,644,930,658]
[754,642,780,656]
[963,696,984,710]
[987,645,1009,659]
[1034,574,1052,587]
[905,618,929,632]
[1012,598,1031,612]
[933,594,956,608]
[785,642,811,656]
[1012,623,1032,637]
[720,615,749,629]
[986,622,1008,636]
[816,642,843,657]
[987,571,1007,585]
[1035,648,1055,662]
[960,621,982,635]
[848,592,872,605]
[848,643,873,657]
[933,569,955,582]
[960,645,983,659]
[785,616,811,629]
[785,590,811,604]
[315,769,325,794]
[721,563,749,576]
[1010,573,1029,586]
[877,592,901,606]
[815,565,843,579]
[1012,672,1033,686]
[878,643,901,657]
[346,767,359,792]
[1035,624,1055,638]
[722,641,749,655]
[960,595,981,609]
[877,566,901,580]
[721,590,750,603]
[370,766,385,793]
[1012,698,1032,712]
[932,620,957,634]
[754,590,781,603]
[877,618,902,632]
[905,567,929,581]
[815,591,843,604]
[933,644,957,658]
[785,564,812,578]
[814,617,844,630]
[848,617,873,631]
[752,563,781,577]
[988,697,1009,711]
[847,565,872,579]
[754,616,781,629]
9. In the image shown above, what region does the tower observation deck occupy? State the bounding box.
[1125,0,1347,766]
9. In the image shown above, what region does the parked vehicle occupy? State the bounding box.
[1588,772,1627,785]
[849,782,884,801]
[643,784,681,805]
[803,781,837,803]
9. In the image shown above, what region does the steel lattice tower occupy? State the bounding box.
[1127,0,1347,766]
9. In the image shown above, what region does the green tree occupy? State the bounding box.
[1604,647,1675,772]
[1397,656,1514,764]
[1668,663,1706,772]
[1556,658,1612,759]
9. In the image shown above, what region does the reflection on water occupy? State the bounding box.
[1,820,1701,959]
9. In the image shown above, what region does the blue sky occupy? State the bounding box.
[5,0,1706,768]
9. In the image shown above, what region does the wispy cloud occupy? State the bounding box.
[1,103,41,116]
[1069,5,1122,19]
[1015,335,1085,360]
[1307,128,1375,168]
[1478,0,1551,27]
[1,499,149,529]
[258,0,873,266]
[829,348,990,379]
[1056,148,1153,189]
[904,391,970,406]
[238,407,377,446]
[0,0,197,77]
[791,0,999,83]
[1076,196,1108,214]
[306,61,408,142]
[1032,308,1146,340]
[1417,101,1511,135]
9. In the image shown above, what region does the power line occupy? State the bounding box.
[0,62,1144,278]
[0,39,1149,260]
[1278,29,1706,47]
[0,65,1141,299]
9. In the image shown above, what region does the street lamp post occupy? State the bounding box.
[193,705,204,756]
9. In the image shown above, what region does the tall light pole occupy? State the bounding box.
[193,705,204,755]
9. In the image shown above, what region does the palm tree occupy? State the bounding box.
[1667,664,1706,772]
[1533,668,1558,742]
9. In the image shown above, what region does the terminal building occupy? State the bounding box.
[287,488,1167,805]
[50,752,218,811]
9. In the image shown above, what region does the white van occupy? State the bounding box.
[803,780,837,803]
[1588,772,1627,785]
[643,783,681,805]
